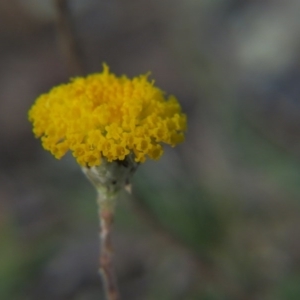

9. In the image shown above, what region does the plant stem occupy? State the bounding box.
[54,0,84,75]
[82,158,138,300]
[98,202,120,300]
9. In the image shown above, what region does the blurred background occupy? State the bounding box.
[1,0,300,299]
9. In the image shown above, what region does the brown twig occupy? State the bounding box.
[54,0,84,75]
[99,208,120,300]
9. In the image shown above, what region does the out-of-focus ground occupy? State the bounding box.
[1,0,300,299]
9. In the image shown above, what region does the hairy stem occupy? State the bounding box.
[82,158,138,300]
[99,205,120,300]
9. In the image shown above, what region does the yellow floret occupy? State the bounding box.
[28,64,187,166]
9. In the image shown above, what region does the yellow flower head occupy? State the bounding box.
[28,64,187,167]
